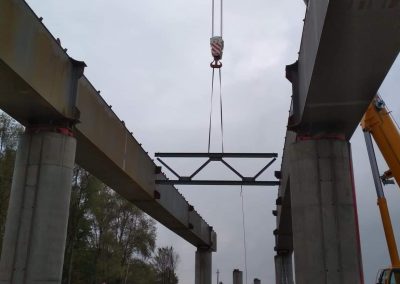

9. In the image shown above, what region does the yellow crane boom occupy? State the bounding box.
[361,95,400,283]
[361,95,400,185]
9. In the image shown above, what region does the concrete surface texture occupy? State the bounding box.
[195,248,212,284]
[293,0,400,138]
[274,253,294,284]
[0,131,76,284]
[274,131,296,254]
[289,139,363,283]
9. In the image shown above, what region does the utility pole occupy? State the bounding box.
[217,269,220,284]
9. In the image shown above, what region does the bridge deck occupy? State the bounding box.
[278,0,400,255]
[291,0,400,138]
[0,0,215,249]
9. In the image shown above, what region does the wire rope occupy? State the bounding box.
[240,185,248,284]
[207,69,224,153]
[208,69,215,153]
[212,0,215,37]
[220,0,223,36]
[208,0,224,152]
[219,68,224,153]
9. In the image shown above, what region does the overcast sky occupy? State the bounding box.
[24,0,400,283]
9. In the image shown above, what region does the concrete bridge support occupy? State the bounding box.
[0,129,76,284]
[195,247,212,284]
[289,139,363,284]
[274,253,294,284]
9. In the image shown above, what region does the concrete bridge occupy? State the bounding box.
[0,0,400,283]
[0,0,214,283]
[275,0,400,283]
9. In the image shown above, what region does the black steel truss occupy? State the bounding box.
[155,152,280,187]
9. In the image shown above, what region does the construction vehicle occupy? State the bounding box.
[361,95,400,284]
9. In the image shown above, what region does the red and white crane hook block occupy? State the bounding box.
[210,36,224,68]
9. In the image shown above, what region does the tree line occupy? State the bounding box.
[0,113,179,284]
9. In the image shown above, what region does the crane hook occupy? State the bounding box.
[210,36,224,68]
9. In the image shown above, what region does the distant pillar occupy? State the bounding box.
[275,253,294,284]
[254,278,261,284]
[233,269,243,284]
[195,247,212,284]
[289,139,363,283]
[0,128,76,284]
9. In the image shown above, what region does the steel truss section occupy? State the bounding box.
[155,152,280,187]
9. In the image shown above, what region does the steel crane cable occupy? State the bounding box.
[212,0,214,37]
[211,0,223,37]
[207,58,224,153]
[208,69,215,153]
[219,68,224,153]
[207,69,224,153]
[240,185,249,284]
[208,0,224,153]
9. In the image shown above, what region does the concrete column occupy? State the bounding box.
[233,269,243,284]
[289,139,363,284]
[0,130,76,284]
[195,247,212,284]
[275,254,294,284]
[254,278,261,284]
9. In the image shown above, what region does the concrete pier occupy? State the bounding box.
[274,253,294,284]
[195,247,212,284]
[0,130,76,284]
[289,139,363,283]
[233,269,243,284]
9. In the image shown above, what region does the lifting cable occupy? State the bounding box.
[208,0,224,153]
[240,185,249,284]
[209,2,248,281]
[207,69,215,153]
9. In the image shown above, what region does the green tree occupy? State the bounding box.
[152,246,179,284]
[62,173,158,284]
[111,193,156,282]
[62,167,100,284]
[0,112,23,255]
[0,112,21,152]
[87,186,157,283]
[124,258,157,284]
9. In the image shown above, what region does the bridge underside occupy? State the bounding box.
[289,0,400,138]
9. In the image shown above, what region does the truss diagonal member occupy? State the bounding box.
[190,158,212,179]
[253,158,277,180]
[156,158,181,179]
[221,159,244,179]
